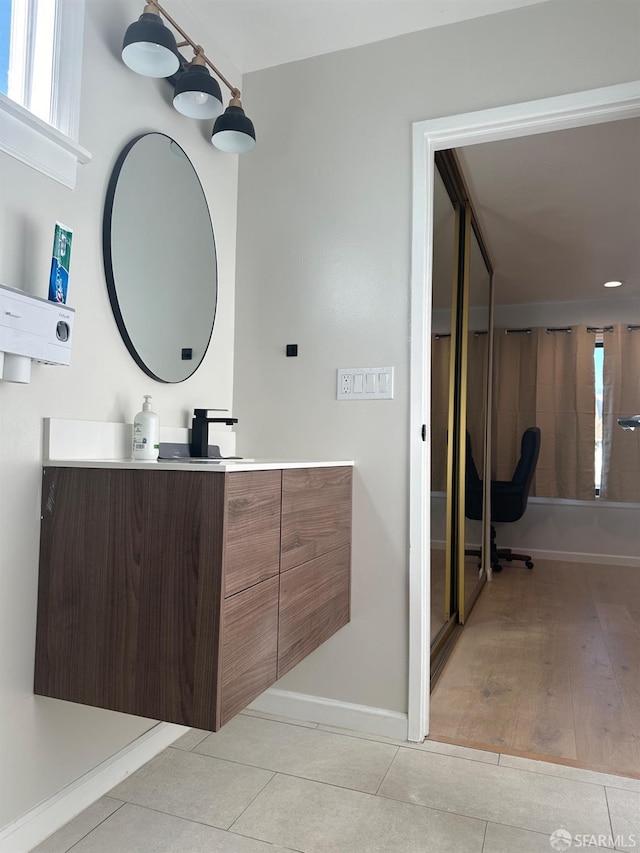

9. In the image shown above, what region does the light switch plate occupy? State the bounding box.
[337,367,394,400]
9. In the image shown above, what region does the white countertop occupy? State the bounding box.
[44,459,354,472]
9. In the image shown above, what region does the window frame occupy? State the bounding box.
[0,0,91,188]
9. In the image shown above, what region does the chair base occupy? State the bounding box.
[464,529,535,572]
[491,527,534,571]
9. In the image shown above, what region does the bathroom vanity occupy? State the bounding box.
[34,460,352,730]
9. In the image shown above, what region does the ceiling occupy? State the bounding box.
[183,0,550,74]
[456,117,640,306]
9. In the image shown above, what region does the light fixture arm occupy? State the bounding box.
[146,0,241,99]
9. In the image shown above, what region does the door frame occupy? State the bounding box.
[408,80,640,743]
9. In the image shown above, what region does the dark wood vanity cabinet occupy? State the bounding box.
[34,465,352,731]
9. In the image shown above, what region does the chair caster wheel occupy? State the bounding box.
[492,563,502,573]
[525,561,534,569]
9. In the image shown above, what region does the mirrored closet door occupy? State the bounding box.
[430,151,494,675]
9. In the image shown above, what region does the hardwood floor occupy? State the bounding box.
[429,557,640,777]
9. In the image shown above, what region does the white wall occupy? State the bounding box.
[0,0,239,829]
[233,1,640,716]
[492,296,640,330]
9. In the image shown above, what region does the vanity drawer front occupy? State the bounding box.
[278,544,350,678]
[223,471,282,597]
[281,467,352,572]
[220,575,279,726]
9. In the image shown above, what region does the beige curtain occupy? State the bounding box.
[431,335,452,492]
[492,325,594,499]
[534,326,595,500]
[491,328,538,482]
[466,331,489,473]
[601,325,640,502]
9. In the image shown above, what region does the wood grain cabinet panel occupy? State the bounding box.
[220,576,279,726]
[223,471,281,597]
[281,467,352,572]
[35,468,225,729]
[278,544,351,678]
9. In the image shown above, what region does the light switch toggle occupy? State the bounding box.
[336,367,394,400]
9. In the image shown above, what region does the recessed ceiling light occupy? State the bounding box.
[603,280,624,288]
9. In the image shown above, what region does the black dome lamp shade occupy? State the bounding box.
[121,0,257,153]
[212,97,256,154]
[173,54,224,119]
[122,4,180,78]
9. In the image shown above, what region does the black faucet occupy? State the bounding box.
[190,409,238,458]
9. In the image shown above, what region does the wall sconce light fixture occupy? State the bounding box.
[122,0,256,153]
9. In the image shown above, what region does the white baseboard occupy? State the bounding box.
[0,722,187,853]
[520,548,638,567]
[248,688,408,740]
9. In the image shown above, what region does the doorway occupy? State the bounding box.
[408,80,640,744]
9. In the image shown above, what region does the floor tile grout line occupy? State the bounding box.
[240,712,320,730]
[185,746,400,796]
[603,785,616,844]
[480,819,488,852]
[60,799,127,853]
[374,786,614,837]
[226,769,494,834]
[226,770,279,834]
[373,745,400,795]
[483,819,616,851]
[92,798,257,835]
[318,726,503,765]
[391,742,625,790]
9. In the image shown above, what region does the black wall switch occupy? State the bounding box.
[286,344,298,357]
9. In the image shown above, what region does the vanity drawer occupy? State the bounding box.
[223,471,281,597]
[281,467,352,572]
[278,544,350,678]
[220,575,279,726]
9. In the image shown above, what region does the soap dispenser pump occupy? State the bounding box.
[132,395,159,460]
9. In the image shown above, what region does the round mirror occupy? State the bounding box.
[103,133,217,383]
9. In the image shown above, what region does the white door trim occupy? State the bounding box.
[408,80,640,743]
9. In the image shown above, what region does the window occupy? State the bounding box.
[0,0,90,188]
[1,1,10,96]
[3,0,56,124]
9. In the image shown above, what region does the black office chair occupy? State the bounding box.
[466,427,541,572]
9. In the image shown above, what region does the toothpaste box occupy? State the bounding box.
[48,222,73,304]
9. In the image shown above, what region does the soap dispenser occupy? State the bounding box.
[132,395,159,460]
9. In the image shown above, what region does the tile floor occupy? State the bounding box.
[33,710,640,852]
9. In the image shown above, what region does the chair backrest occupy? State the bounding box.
[465,431,482,488]
[465,431,483,521]
[512,427,541,490]
[491,426,541,523]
